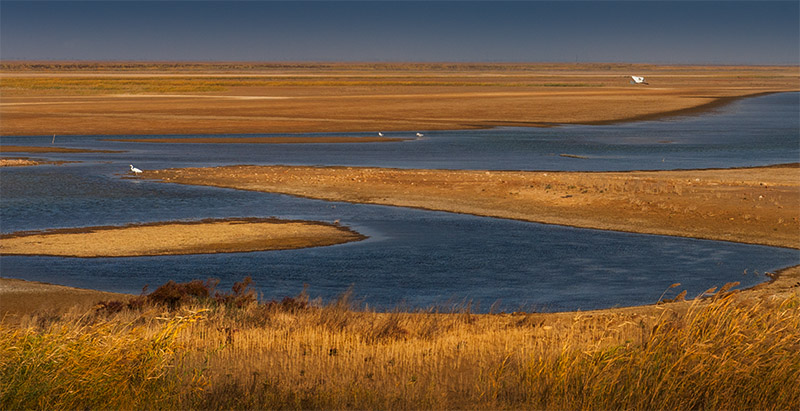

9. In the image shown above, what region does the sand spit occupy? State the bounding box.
[0,156,78,167]
[1,63,797,136]
[0,217,366,258]
[0,145,123,153]
[144,164,799,250]
[104,136,410,144]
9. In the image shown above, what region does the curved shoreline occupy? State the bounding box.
[580,91,779,126]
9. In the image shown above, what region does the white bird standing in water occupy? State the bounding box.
[378,132,384,137]
[130,164,143,174]
[416,132,424,137]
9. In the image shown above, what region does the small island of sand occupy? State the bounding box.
[104,136,411,144]
[0,158,43,167]
[0,218,365,258]
[0,145,123,154]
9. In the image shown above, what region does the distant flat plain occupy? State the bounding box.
[1,62,798,136]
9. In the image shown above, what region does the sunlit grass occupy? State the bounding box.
[1,279,797,409]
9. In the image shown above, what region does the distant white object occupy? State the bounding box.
[630,76,648,85]
[129,164,143,174]
[378,132,384,137]
[416,132,424,137]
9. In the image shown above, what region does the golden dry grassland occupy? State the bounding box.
[2,270,798,410]
[2,62,797,135]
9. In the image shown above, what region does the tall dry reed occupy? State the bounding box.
[1,279,797,410]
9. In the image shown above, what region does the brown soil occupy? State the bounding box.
[0,145,123,153]
[144,164,800,250]
[2,63,797,136]
[104,136,411,144]
[0,218,366,258]
[0,277,132,322]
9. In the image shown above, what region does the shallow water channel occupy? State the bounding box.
[1,93,798,312]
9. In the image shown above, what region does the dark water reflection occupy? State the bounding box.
[1,93,798,312]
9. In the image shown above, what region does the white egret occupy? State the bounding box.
[130,164,143,174]
[416,132,424,137]
[630,76,648,85]
[378,132,384,137]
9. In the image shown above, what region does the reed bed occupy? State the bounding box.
[1,279,798,410]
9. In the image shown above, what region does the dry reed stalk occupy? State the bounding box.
[2,283,797,409]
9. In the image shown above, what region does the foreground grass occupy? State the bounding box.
[1,280,798,410]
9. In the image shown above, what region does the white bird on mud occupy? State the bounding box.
[129,164,143,174]
[378,132,384,137]
[630,76,648,85]
[416,132,424,137]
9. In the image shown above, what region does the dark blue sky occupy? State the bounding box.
[1,1,798,64]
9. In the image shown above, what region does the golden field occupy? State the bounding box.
[1,62,798,136]
[1,267,799,410]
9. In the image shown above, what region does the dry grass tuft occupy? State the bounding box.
[2,278,798,409]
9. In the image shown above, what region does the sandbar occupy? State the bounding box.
[104,136,410,144]
[0,156,77,167]
[0,217,366,258]
[1,158,41,167]
[2,63,797,136]
[143,164,800,249]
[0,145,123,153]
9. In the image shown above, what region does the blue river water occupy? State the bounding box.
[1,92,798,312]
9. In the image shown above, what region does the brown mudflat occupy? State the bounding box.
[104,136,410,144]
[0,145,122,153]
[2,62,797,136]
[0,218,365,258]
[144,164,800,249]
